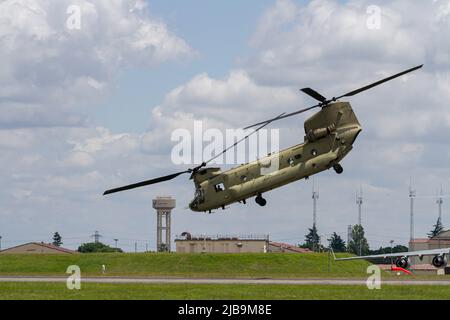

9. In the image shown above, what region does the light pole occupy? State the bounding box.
[390,240,394,265]
[356,186,363,226]
[114,239,118,249]
[409,182,416,242]
[0,236,2,251]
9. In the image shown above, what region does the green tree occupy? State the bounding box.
[78,242,123,253]
[367,245,409,264]
[369,245,409,255]
[428,217,444,239]
[303,225,321,252]
[328,232,346,252]
[52,232,63,247]
[348,225,370,256]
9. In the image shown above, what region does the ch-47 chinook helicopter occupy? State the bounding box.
[104,65,423,213]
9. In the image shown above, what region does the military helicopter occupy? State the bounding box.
[104,65,423,213]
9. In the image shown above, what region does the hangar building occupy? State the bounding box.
[410,230,450,264]
[0,242,77,255]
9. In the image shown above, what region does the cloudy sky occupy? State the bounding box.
[1,0,450,252]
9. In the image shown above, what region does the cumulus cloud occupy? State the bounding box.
[0,0,193,248]
[247,0,450,84]
[147,70,299,129]
[0,0,192,128]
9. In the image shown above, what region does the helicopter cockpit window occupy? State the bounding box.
[311,149,318,156]
[194,188,205,203]
[215,183,225,192]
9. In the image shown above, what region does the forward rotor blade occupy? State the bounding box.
[207,112,286,164]
[103,170,191,196]
[244,104,321,130]
[335,64,423,100]
[301,88,327,103]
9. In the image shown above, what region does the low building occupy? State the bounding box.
[175,234,269,254]
[175,233,313,254]
[0,242,77,255]
[409,230,450,264]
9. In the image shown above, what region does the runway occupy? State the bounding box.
[1,276,450,286]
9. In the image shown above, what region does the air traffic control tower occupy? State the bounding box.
[152,196,176,252]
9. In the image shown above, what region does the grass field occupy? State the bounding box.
[0,252,372,279]
[1,253,449,300]
[0,282,449,300]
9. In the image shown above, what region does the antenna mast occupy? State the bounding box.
[437,185,444,223]
[91,230,102,244]
[409,179,416,242]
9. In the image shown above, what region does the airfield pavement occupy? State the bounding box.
[1,276,450,286]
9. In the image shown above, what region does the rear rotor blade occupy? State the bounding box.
[103,170,191,195]
[335,64,423,100]
[245,65,423,130]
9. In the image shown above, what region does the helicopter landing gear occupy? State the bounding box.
[333,164,344,174]
[255,194,267,207]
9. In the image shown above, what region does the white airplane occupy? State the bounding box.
[334,248,450,270]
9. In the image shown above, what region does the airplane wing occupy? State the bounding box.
[334,248,450,261]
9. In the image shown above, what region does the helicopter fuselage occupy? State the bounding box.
[103,65,421,205]
[189,102,362,212]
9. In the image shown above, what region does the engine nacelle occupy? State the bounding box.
[395,257,411,269]
[305,124,336,142]
[432,255,448,269]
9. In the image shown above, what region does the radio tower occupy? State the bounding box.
[312,178,319,227]
[356,186,363,226]
[437,185,444,223]
[91,231,102,243]
[409,179,416,242]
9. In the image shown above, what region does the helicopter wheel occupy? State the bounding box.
[333,164,344,174]
[255,195,267,207]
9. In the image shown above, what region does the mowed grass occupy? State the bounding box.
[0,253,371,278]
[0,282,449,300]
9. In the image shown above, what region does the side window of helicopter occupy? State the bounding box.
[295,154,302,160]
[214,183,225,192]
[287,158,295,166]
[311,149,318,156]
[240,175,248,182]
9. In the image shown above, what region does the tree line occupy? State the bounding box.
[299,217,445,256]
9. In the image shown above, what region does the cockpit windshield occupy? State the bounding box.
[189,188,205,210]
[194,188,205,204]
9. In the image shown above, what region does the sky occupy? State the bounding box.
[1,0,450,252]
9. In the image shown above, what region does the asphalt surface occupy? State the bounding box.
[1,276,450,285]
